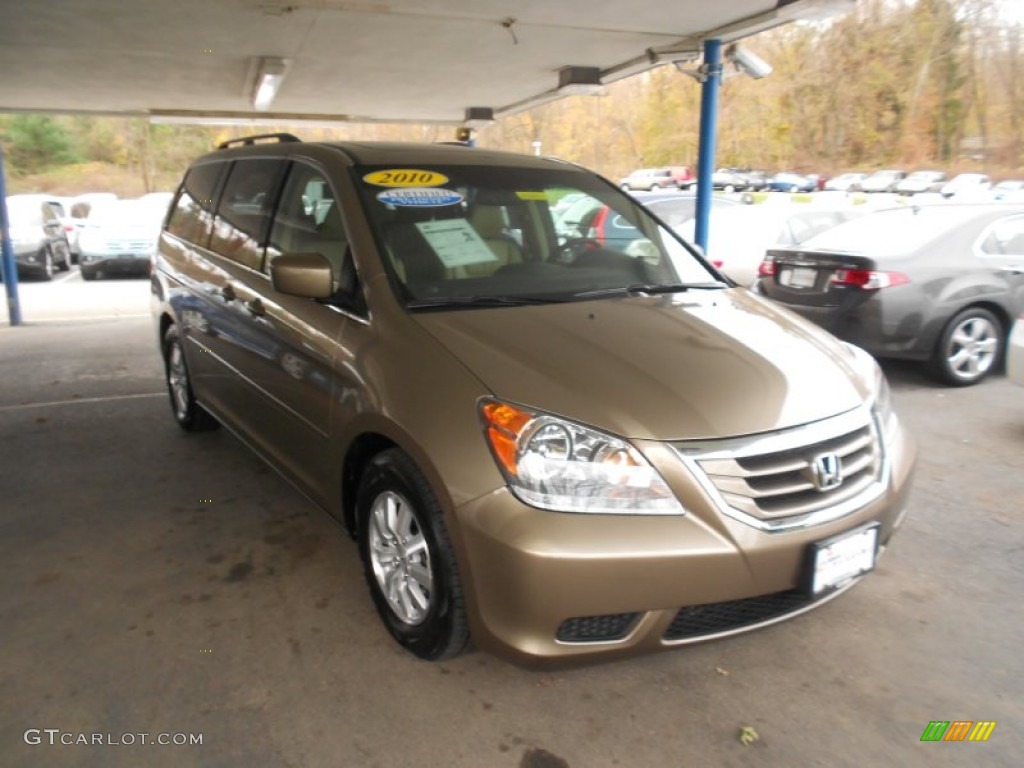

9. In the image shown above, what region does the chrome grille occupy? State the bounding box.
[674,406,886,532]
[109,239,152,253]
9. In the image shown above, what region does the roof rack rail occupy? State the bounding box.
[217,133,301,149]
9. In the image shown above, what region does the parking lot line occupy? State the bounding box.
[0,392,164,412]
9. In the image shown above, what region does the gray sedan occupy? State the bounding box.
[754,204,1024,385]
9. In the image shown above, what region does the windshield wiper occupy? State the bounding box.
[406,295,571,310]
[572,282,726,299]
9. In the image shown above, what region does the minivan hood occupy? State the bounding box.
[413,289,867,441]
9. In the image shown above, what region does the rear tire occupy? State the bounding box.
[931,308,1003,386]
[357,449,470,661]
[81,268,97,281]
[162,325,219,431]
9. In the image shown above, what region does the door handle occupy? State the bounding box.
[220,284,237,302]
[245,298,266,317]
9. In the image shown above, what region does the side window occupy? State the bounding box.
[979,216,1024,257]
[41,203,61,225]
[268,163,363,312]
[167,162,226,247]
[210,159,286,270]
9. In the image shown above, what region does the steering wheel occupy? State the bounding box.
[555,237,602,262]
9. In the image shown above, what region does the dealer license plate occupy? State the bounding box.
[782,266,817,288]
[808,524,878,595]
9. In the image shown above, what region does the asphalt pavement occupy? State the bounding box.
[0,275,1021,767]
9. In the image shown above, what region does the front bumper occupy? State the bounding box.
[80,252,152,275]
[453,413,916,667]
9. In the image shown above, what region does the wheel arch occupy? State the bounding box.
[158,312,176,352]
[929,300,1012,352]
[340,431,400,536]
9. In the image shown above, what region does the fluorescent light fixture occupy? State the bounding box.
[463,107,495,128]
[557,66,603,96]
[778,0,856,22]
[646,44,701,65]
[251,57,290,111]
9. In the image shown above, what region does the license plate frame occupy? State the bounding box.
[781,266,817,289]
[803,523,879,596]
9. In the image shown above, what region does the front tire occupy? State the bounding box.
[39,247,54,280]
[162,325,219,431]
[357,449,469,661]
[931,307,1003,386]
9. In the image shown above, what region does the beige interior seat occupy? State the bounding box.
[465,206,523,277]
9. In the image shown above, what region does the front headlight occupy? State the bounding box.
[872,364,897,437]
[842,343,896,437]
[480,400,684,515]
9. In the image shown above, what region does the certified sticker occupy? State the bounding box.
[376,188,464,208]
[364,169,449,187]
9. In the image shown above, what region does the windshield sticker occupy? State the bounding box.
[516,191,548,201]
[415,220,499,269]
[376,187,464,208]
[364,169,449,187]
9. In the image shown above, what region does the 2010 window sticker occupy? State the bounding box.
[364,169,449,187]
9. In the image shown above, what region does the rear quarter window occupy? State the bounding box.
[166,162,227,247]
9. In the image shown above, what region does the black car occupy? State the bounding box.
[2,195,73,280]
[754,204,1024,385]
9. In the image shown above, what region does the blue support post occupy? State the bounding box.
[0,145,23,326]
[693,39,723,255]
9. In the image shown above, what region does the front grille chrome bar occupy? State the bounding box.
[673,405,888,533]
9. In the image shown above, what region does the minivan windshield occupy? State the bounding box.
[353,164,721,309]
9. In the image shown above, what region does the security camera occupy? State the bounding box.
[727,44,773,79]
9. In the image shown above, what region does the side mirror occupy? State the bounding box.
[270,252,333,299]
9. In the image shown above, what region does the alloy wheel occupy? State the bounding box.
[367,490,434,626]
[944,315,999,382]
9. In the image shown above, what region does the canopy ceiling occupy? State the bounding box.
[0,0,853,125]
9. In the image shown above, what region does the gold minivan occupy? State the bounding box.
[151,134,916,666]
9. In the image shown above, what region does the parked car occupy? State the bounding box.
[824,173,867,192]
[1008,314,1024,387]
[677,203,864,286]
[139,191,175,215]
[940,173,992,199]
[639,191,742,229]
[2,195,73,280]
[710,169,748,192]
[152,135,915,666]
[78,198,166,280]
[719,168,768,191]
[755,204,1024,386]
[67,193,119,264]
[556,191,739,252]
[895,170,947,195]
[860,169,907,193]
[619,166,693,191]
[992,180,1024,202]
[765,172,817,193]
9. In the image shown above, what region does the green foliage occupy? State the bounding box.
[0,115,81,173]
